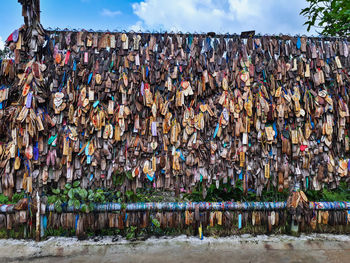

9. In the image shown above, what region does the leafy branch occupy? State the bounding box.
[300,0,350,36]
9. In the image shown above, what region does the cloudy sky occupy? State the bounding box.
[0,0,316,49]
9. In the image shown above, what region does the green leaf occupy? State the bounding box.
[94,195,99,202]
[73,200,80,210]
[79,189,88,199]
[65,183,72,190]
[68,189,74,199]
[126,190,133,199]
[56,206,62,213]
[52,188,60,195]
[151,218,160,228]
[47,195,57,204]
[68,199,74,207]
[81,204,88,213]
[73,181,80,188]
[88,193,94,201]
[54,200,62,212]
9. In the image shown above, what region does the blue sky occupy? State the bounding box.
[0,0,315,49]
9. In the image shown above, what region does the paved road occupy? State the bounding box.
[0,234,349,263]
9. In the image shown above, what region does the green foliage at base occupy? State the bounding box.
[0,225,33,239]
[36,221,350,240]
[305,182,350,202]
[0,181,348,208]
[183,180,289,202]
[184,180,350,202]
[46,182,156,213]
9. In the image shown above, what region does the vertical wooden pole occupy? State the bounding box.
[35,191,40,241]
[36,0,40,22]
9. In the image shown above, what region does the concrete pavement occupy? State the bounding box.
[0,234,349,263]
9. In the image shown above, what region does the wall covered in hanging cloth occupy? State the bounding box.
[1,29,350,198]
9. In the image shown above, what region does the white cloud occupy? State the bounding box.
[129,21,144,32]
[132,0,314,35]
[0,37,4,50]
[100,8,122,17]
[132,0,233,33]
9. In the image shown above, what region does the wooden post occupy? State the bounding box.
[288,182,301,236]
[291,219,299,236]
[35,191,40,241]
